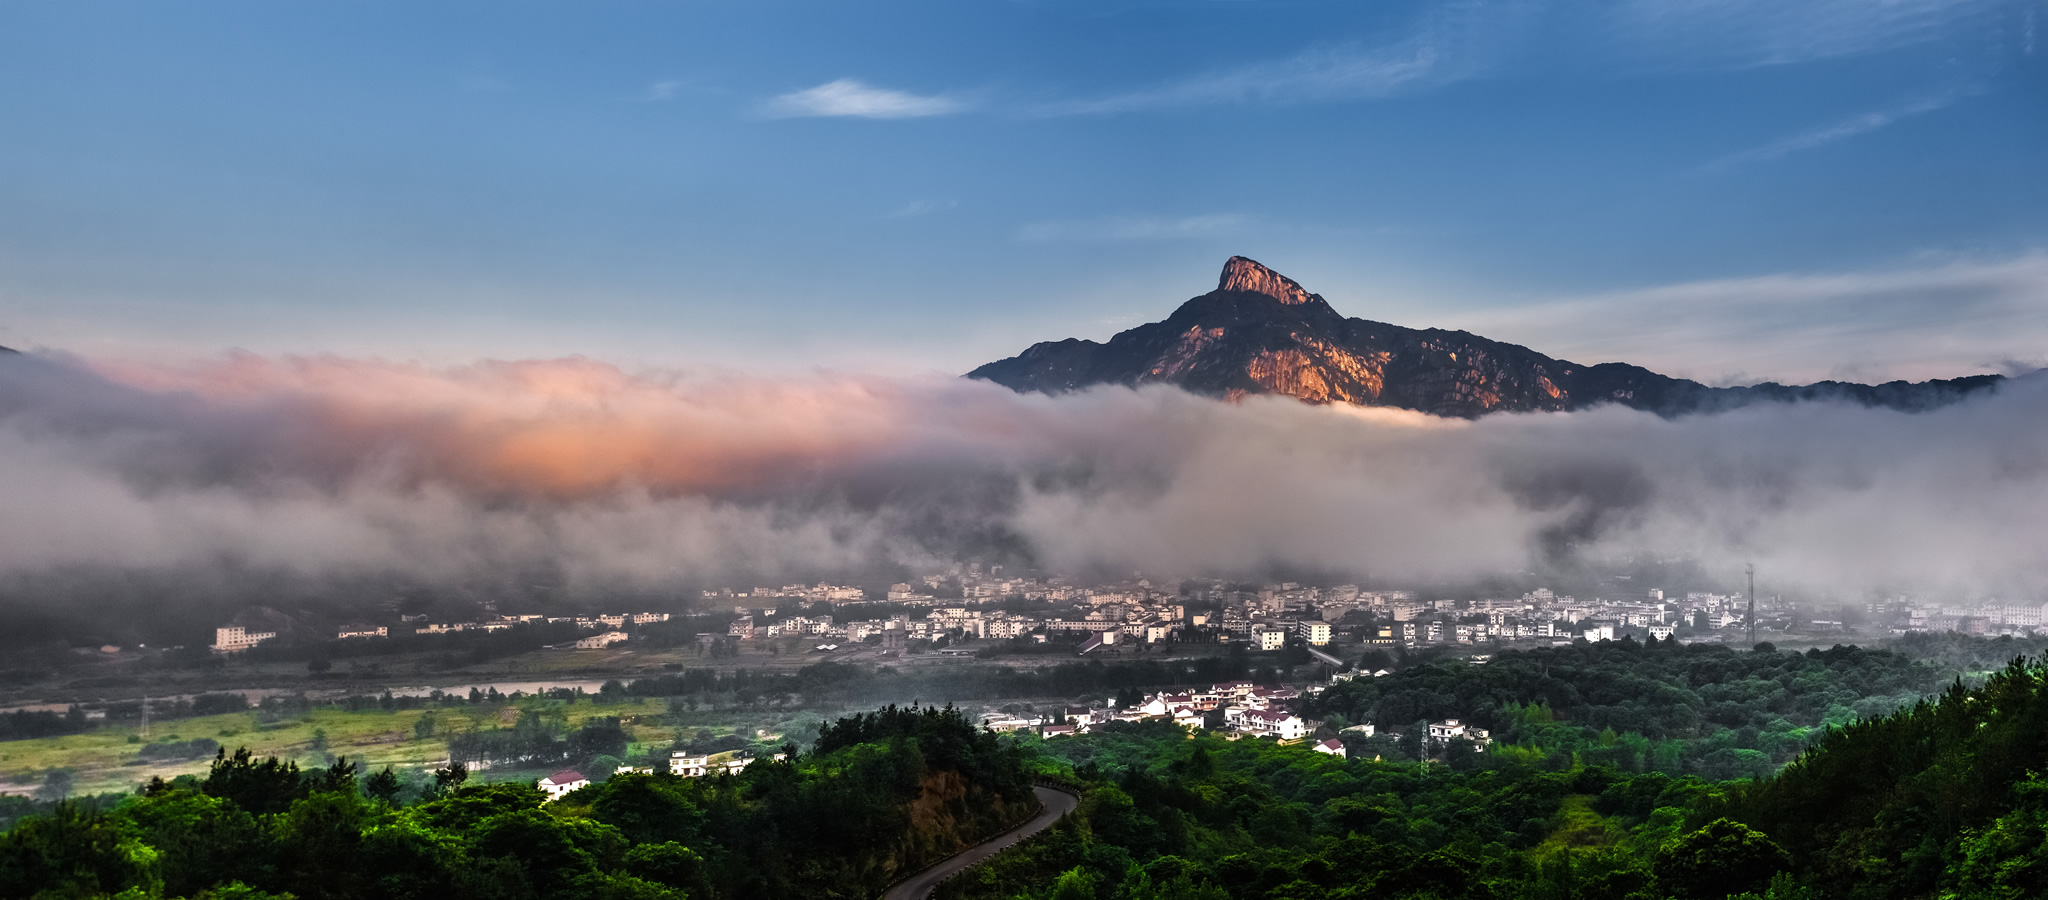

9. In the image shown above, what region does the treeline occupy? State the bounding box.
[618,652,1284,708]
[445,713,629,771]
[0,705,1034,899]
[0,707,86,741]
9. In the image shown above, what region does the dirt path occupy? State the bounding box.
[882,785,1080,900]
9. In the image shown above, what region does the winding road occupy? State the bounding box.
[882,785,1080,900]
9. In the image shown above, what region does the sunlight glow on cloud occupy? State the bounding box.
[765,78,966,119]
[3,350,2046,599]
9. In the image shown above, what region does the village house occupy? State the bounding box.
[1313,738,1348,758]
[1228,708,1309,741]
[573,631,628,649]
[1428,718,1493,750]
[669,753,709,778]
[980,714,1042,733]
[537,769,589,801]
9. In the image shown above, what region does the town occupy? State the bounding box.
[207,562,2048,660]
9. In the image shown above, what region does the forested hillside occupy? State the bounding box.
[945,653,2048,900]
[1306,638,1944,779]
[0,705,1034,899]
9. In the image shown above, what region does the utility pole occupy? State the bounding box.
[1746,563,1757,647]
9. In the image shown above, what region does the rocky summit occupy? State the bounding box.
[967,256,2006,418]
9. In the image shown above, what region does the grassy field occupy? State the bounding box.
[0,697,688,797]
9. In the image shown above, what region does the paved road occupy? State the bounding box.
[883,785,1080,900]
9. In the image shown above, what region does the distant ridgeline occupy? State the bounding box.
[970,257,2012,418]
[0,705,1035,900]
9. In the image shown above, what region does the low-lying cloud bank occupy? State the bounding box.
[1,351,2044,606]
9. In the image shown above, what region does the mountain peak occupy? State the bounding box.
[1217,256,1315,306]
[970,255,2005,418]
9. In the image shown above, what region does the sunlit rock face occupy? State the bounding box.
[968,257,2006,418]
[1217,256,1316,306]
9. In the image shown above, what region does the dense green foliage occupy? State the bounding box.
[1722,657,2048,898]
[945,652,2048,900]
[0,705,1034,899]
[1307,638,1940,779]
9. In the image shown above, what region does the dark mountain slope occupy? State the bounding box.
[969,257,2006,418]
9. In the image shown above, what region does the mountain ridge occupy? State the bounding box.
[968,257,2008,418]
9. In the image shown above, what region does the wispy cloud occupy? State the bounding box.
[1702,88,1973,171]
[1017,213,1252,242]
[1026,0,2017,117]
[1038,3,1509,116]
[1445,252,2048,385]
[1608,0,2015,71]
[764,78,967,119]
[1040,40,1454,116]
[888,199,959,218]
[642,80,684,102]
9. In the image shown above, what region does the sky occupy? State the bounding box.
[1,0,2045,383]
[3,1,2048,617]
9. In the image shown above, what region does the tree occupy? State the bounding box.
[622,841,706,893]
[203,748,306,815]
[413,713,436,741]
[306,657,331,675]
[1951,773,2048,900]
[1654,819,1791,900]
[363,767,402,805]
[33,769,74,802]
[429,761,468,798]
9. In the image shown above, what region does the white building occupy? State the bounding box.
[1427,718,1493,751]
[1313,738,1347,758]
[1297,621,1332,646]
[1228,708,1308,741]
[574,631,628,649]
[336,625,387,640]
[538,769,589,801]
[1253,627,1288,651]
[211,625,277,654]
[669,753,709,777]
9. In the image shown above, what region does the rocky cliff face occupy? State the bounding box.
[968,257,2007,418]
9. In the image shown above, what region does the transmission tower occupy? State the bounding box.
[1746,563,1757,646]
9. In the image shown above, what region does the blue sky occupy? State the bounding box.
[2,0,2044,383]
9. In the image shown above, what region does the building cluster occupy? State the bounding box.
[218,564,2043,659]
[1885,600,2048,637]
[979,681,1328,742]
[703,572,1794,655]
[969,678,1487,759]
[210,611,675,654]
[664,749,785,778]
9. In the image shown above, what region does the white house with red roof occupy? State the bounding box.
[1313,738,1347,758]
[537,769,588,801]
